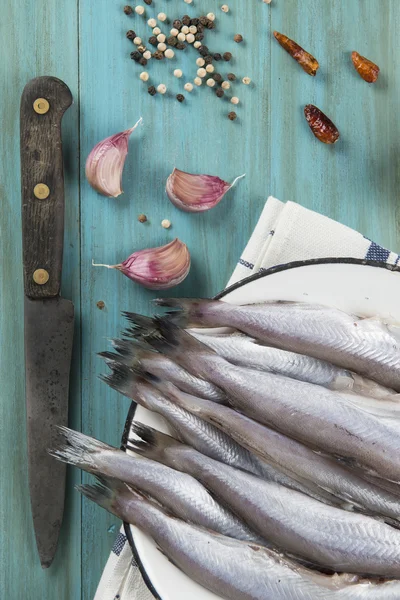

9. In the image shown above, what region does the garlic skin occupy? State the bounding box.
[166,168,245,212]
[92,238,190,290]
[85,117,142,197]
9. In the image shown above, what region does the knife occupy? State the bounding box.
[20,76,74,568]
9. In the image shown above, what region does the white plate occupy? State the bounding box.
[124,259,400,600]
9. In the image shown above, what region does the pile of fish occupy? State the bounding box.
[51,298,400,600]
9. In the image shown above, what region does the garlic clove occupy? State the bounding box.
[166,168,245,212]
[85,117,142,197]
[92,238,190,290]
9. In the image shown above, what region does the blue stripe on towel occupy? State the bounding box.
[112,532,127,556]
[238,258,254,270]
[365,241,390,262]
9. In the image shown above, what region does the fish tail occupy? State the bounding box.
[100,358,159,398]
[123,312,159,337]
[154,298,218,328]
[77,477,141,517]
[127,421,181,463]
[49,427,111,471]
[144,319,215,366]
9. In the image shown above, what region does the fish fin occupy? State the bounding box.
[128,421,182,464]
[100,359,161,400]
[112,337,156,357]
[48,426,111,471]
[123,312,158,337]
[144,318,215,363]
[154,298,218,328]
[77,477,120,515]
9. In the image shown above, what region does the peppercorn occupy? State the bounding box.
[173,19,182,30]
[223,52,232,61]
[199,16,209,26]
[176,42,186,50]
[195,32,204,41]
[167,36,177,46]
[205,56,214,66]
[234,34,243,43]
[139,57,148,66]
[197,23,204,33]
[153,50,164,59]
[126,30,136,40]
[138,45,146,53]
[130,51,142,61]
[124,5,133,15]
[182,15,191,26]
[149,36,158,46]
[176,94,185,102]
[199,44,209,53]
[213,73,223,83]
[138,213,147,222]
[227,72,236,81]
[216,88,224,98]
[228,111,237,120]
[206,20,215,29]
[213,53,222,61]
[143,0,152,4]
[190,17,200,26]
[148,85,157,95]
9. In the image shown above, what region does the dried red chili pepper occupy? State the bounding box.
[273,31,319,76]
[304,105,340,144]
[351,51,380,83]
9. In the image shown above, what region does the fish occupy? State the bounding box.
[129,422,400,578]
[101,361,335,503]
[190,331,400,401]
[153,299,400,390]
[139,319,400,483]
[132,372,400,523]
[50,427,260,543]
[102,336,226,403]
[79,478,400,600]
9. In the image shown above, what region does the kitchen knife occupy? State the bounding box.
[20,76,74,568]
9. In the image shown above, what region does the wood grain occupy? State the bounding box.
[1,1,400,598]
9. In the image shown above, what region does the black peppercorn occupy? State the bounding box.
[139,57,148,66]
[206,20,215,29]
[213,73,223,83]
[153,50,164,60]
[196,23,204,33]
[148,85,157,96]
[227,72,236,81]
[199,48,208,57]
[130,51,142,61]
[176,94,185,102]
[216,88,224,98]
[199,16,209,26]
[213,53,222,61]
[176,42,186,50]
[234,34,243,43]
[124,5,133,15]
[199,45,209,53]
[126,30,136,40]
[144,0,152,4]
[149,35,157,46]
[190,17,200,26]
[182,15,191,26]
[195,32,204,41]
[173,19,182,30]
[228,111,237,120]
[204,55,213,65]
[223,52,232,61]
[167,36,177,46]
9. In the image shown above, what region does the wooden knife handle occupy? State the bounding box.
[20,76,73,299]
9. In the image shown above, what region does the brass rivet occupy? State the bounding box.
[34,183,50,199]
[33,98,50,114]
[33,269,49,285]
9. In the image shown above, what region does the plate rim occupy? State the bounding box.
[120,256,400,600]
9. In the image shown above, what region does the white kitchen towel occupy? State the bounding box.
[94,196,399,600]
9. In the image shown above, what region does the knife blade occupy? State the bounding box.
[20,76,74,568]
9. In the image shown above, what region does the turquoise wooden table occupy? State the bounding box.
[1,1,399,598]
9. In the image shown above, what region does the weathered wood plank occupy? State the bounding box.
[0,1,81,598]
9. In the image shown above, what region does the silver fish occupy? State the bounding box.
[50,427,259,543]
[143,376,400,523]
[101,362,332,501]
[102,337,226,403]
[80,479,400,600]
[154,299,400,390]
[142,320,400,483]
[130,423,400,578]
